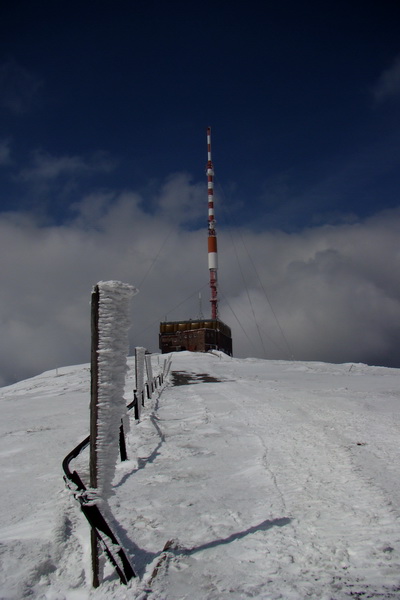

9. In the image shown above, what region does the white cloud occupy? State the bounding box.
[19,149,116,182]
[0,139,12,166]
[219,214,400,365]
[1,178,400,386]
[372,55,400,103]
[156,172,205,225]
[13,149,117,205]
[0,59,42,114]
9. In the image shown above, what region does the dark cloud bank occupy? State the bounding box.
[1,176,400,386]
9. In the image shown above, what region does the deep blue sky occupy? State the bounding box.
[2,1,400,383]
[1,0,400,231]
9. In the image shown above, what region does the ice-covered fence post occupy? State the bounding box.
[134,347,146,419]
[90,280,137,587]
[164,355,173,379]
[145,353,154,396]
[161,358,167,385]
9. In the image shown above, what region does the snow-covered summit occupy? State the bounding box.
[1,352,400,599]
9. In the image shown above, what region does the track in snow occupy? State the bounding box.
[110,354,400,599]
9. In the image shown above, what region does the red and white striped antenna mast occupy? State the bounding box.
[206,126,218,320]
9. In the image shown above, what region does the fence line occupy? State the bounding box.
[63,348,173,587]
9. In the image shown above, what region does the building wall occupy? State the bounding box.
[159,326,232,356]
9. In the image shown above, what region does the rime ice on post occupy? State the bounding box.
[91,281,137,500]
[145,353,153,392]
[135,347,146,418]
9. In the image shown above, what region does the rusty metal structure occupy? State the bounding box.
[159,127,233,356]
[159,319,232,355]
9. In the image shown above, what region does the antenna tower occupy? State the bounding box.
[206,126,218,319]
[158,128,232,356]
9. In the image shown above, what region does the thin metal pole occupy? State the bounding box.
[90,285,100,588]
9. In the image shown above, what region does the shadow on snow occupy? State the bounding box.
[112,517,292,578]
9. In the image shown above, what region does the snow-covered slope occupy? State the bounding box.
[1,352,400,599]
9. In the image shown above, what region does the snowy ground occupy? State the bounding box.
[1,352,400,599]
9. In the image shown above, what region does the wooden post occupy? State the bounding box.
[90,285,100,588]
[119,420,128,461]
[134,347,146,419]
[133,391,139,420]
[135,348,138,397]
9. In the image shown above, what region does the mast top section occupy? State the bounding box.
[206,126,218,320]
[206,126,214,175]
